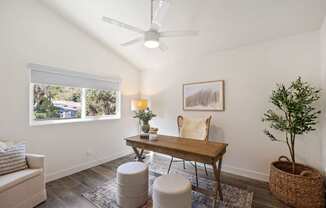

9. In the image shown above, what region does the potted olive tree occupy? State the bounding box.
[262,77,324,208]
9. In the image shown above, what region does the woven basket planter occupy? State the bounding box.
[269,160,324,208]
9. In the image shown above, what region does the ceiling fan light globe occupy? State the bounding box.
[144,40,160,48]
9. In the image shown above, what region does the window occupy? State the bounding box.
[86,89,117,117]
[29,64,121,126]
[33,84,82,121]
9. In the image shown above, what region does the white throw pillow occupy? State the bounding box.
[0,141,8,152]
[180,117,207,140]
[0,140,15,152]
[0,143,28,175]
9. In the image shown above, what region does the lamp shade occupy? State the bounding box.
[131,99,148,111]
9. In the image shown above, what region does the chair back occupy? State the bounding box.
[177,115,212,142]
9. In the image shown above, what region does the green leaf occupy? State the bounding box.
[262,77,321,164]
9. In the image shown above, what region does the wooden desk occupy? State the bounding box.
[125,135,227,207]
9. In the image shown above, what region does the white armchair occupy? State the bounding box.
[0,154,47,208]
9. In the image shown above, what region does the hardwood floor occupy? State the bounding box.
[36,153,288,208]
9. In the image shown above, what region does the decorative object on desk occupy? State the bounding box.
[133,108,156,134]
[149,127,158,133]
[183,80,224,111]
[149,127,159,141]
[262,77,324,208]
[132,99,156,138]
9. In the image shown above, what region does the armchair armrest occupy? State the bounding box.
[26,154,45,169]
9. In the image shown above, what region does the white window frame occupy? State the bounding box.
[29,64,121,126]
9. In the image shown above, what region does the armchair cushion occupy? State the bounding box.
[0,169,42,193]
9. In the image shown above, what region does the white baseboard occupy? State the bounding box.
[154,153,269,182]
[45,151,269,183]
[222,164,269,182]
[46,150,133,182]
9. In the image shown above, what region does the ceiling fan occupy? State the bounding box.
[102,0,198,51]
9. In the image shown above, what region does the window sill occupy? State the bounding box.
[29,114,121,126]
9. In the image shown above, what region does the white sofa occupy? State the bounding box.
[0,154,47,208]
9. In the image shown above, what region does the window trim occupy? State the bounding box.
[29,83,121,126]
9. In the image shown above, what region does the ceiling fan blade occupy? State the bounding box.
[159,41,168,52]
[102,16,145,34]
[120,37,143,47]
[151,0,170,30]
[160,30,199,38]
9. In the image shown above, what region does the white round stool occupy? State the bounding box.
[116,162,149,208]
[153,174,192,208]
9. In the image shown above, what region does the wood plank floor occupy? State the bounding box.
[36,153,289,208]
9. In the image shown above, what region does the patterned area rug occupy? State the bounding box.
[82,171,253,208]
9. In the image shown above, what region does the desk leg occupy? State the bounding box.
[212,157,223,207]
[134,149,145,160]
[132,147,144,162]
[139,149,145,158]
[217,157,223,201]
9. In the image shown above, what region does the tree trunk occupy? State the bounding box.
[291,134,296,174]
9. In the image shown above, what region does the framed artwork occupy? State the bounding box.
[183,80,225,111]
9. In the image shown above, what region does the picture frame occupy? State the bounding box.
[183,80,225,111]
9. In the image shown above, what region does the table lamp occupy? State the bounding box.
[131,99,157,139]
[131,99,148,112]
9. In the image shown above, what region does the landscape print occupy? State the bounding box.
[183,80,224,111]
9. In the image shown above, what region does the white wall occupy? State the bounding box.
[0,0,140,181]
[142,31,322,181]
[321,17,326,174]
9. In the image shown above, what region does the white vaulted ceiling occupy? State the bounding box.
[40,0,326,71]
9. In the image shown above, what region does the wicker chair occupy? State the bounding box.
[167,115,212,187]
